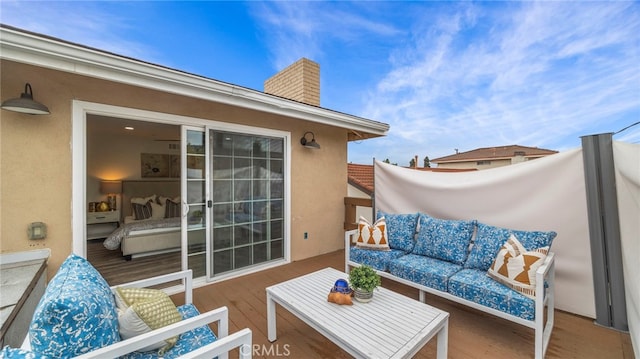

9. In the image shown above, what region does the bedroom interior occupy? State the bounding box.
[86,115,185,283]
[85,114,286,285]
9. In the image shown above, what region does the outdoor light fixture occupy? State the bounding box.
[1,83,50,115]
[300,131,320,149]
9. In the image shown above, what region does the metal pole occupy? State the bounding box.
[581,133,628,331]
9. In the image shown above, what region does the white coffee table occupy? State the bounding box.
[266,267,449,359]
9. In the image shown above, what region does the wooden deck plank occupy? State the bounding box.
[88,243,633,359]
[185,251,633,359]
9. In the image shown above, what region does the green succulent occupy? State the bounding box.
[348,265,381,292]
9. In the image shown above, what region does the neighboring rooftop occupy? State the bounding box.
[432,145,558,164]
[348,163,375,195]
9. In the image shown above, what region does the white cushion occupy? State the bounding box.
[150,201,165,220]
[356,216,390,251]
[487,234,549,299]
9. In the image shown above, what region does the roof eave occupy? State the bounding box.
[348,178,373,196]
[0,25,389,137]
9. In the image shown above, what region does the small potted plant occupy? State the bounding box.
[348,265,381,302]
[189,210,203,225]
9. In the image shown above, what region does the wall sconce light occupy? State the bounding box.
[300,131,321,149]
[100,180,122,211]
[1,83,50,115]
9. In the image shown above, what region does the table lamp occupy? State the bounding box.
[100,180,122,211]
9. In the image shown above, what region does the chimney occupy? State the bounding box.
[264,58,320,106]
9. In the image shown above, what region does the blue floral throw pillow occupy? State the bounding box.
[464,222,557,271]
[29,254,119,358]
[0,346,48,359]
[376,211,419,252]
[412,214,476,265]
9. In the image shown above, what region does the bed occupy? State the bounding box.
[103,180,182,259]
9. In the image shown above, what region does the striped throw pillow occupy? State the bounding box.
[487,234,549,299]
[164,199,180,218]
[132,200,153,220]
[356,216,390,251]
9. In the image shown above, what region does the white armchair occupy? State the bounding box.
[18,254,251,359]
[77,270,253,359]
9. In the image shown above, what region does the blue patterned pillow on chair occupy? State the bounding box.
[29,254,119,358]
[376,211,419,252]
[0,346,48,359]
[412,213,475,265]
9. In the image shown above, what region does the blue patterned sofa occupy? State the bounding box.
[1,254,252,359]
[345,211,556,359]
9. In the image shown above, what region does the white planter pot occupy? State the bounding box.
[353,288,373,303]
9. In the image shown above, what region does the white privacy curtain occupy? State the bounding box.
[613,141,640,359]
[374,149,596,318]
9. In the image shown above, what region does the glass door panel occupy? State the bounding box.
[182,127,208,279]
[209,130,285,277]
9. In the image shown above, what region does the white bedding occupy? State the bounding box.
[103,217,181,250]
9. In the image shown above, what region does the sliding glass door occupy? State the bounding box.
[182,125,288,281]
[209,130,285,277]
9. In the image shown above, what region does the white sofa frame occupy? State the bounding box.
[345,229,555,359]
[22,270,252,359]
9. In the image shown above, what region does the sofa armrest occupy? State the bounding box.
[180,328,252,359]
[73,306,236,358]
[344,229,358,247]
[112,269,194,304]
[535,252,555,295]
[344,229,358,272]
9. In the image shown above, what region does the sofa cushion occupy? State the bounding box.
[355,216,390,251]
[487,234,549,299]
[115,287,183,353]
[412,214,475,265]
[448,268,535,320]
[388,254,463,292]
[349,247,406,271]
[121,304,217,359]
[377,211,419,252]
[29,254,119,358]
[464,222,557,271]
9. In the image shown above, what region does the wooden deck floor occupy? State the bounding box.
[168,250,634,359]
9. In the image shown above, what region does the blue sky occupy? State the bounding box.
[2,1,639,165]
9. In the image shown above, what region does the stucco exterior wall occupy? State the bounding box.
[1,60,348,277]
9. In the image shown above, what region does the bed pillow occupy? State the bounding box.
[165,198,181,218]
[158,196,180,205]
[131,195,156,205]
[132,200,153,220]
[355,216,390,251]
[150,201,165,220]
[115,287,182,354]
[487,234,549,299]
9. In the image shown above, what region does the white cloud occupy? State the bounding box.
[1,1,159,63]
[356,1,640,163]
[249,2,402,70]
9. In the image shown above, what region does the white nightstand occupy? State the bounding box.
[87,210,120,240]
